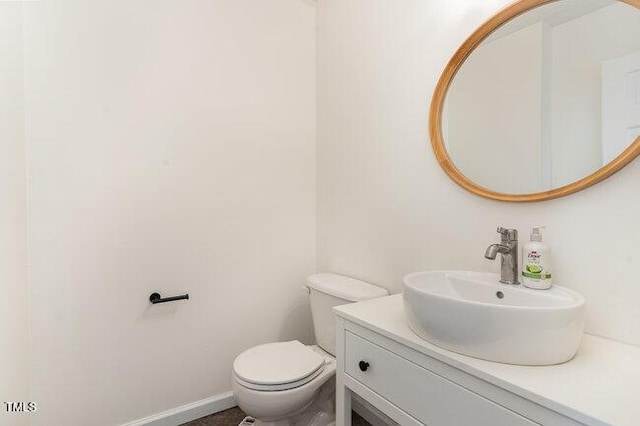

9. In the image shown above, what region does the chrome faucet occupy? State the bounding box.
[485,227,520,285]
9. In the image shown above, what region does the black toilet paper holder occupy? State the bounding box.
[149,292,189,304]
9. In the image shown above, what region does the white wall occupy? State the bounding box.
[22,1,316,425]
[317,0,640,349]
[0,4,29,426]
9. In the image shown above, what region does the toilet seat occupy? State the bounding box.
[234,365,325,391]
[233,341,326,391]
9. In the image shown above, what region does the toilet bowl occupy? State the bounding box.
[233,343,336,426]
[231,273,388,426]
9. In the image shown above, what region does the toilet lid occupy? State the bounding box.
[233,341,325,390]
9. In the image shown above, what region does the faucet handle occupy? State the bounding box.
[496,227,518,241]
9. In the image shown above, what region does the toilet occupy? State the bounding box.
[232,273,389,426]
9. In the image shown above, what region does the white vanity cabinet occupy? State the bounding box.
[343,328,536,425]
[334,295,640,426]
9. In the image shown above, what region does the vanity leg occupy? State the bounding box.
[336,382,352,426]
[336,317,351,426]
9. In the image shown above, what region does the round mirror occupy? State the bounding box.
[430,0,640,201]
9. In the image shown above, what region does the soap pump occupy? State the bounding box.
[522,226,552,289]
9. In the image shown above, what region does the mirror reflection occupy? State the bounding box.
[443,0,640,194]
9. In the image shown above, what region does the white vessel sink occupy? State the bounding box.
[403,271,586,366]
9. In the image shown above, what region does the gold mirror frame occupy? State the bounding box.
[430,0,640,202]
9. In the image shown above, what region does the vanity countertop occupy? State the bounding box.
[334,294,640,426]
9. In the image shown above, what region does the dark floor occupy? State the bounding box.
[181,406,371,425]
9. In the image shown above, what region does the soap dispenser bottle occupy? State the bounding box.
[522,226,552,289]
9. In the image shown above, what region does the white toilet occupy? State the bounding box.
[232,273,389,426]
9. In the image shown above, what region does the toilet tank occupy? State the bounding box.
[307,273,389,356]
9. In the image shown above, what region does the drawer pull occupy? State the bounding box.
[358,361,370,372]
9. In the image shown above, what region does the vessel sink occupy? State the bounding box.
[403,271,586,365]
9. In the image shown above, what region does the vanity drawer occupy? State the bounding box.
[345,331,537,425]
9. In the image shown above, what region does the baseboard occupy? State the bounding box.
[123,391,236,426]
[122,389,389,426]
[352,394,395,426]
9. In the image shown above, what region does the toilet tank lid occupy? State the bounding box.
[306,273,389,302]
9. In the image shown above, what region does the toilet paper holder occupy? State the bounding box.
[149,292,189,304]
